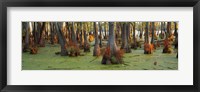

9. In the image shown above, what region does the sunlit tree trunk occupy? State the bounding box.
[71,22,77,44]
[80,23,84,48]
[131,22,137,49]
[66,22,71,42]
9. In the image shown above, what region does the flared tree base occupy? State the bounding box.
[121,47,131,53]
[131,43,137,49]
[30,46,38,54]
[144,43,154,54]
[162,47,173,53]
[101,55,123,65]
[93,45,101,56]
[84,42,90,52]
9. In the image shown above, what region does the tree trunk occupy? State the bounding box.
[151,22,155,44]
[144,22,153,54]
[93,22,100,56]
[71,22,77,44]
[167,22,171,37]
[104,22,108,39]
[39,22,46,47]
[145,22,149,43]
[121,22,131,53]
[54,22,68,56]
[99,22,102,48]
[50,22,55,44]
[84,28,90,52]
[160,22,163,39]
[32,22,38,45]
[140,22,143,39]
[174,22,178,49]
[131,22,137,49]
[23,22,30,52]
[66,22,71,42]
[102,22,123,64]
[80,23,84,48]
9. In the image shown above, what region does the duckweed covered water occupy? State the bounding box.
[22,44,178,70]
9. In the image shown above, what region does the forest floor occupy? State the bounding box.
[22,43,178,70]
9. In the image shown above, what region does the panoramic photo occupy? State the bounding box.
[22,22,178,70]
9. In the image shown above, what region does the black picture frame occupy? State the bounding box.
[0,0,200,92]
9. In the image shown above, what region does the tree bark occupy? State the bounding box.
[39,22,46,47]
[174,22,178,49]
[160,22,163,39]
[99,22,102,48]
[50,22,55,44]
[80,23,84,48]
[151,22,155,44]
[145,22,149,43]
[131,22,137,49]
[167,22,171,37]
[23,22,30,52]
[71,22,77,44]
[104,22,108,39]
[54,22,68,56]
[102,22,122,64]
[83,24,90,52]
[93,22,100,56]
[32,22,38,45]
[121,22,131,53]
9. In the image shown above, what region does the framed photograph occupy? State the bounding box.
[0,0,199,92]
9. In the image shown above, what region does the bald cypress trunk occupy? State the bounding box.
[84,23,90,52]
[104,22,108,39]
[174,22,178,49]
[131,22,137,49]
[93,22,100,56]
[23,22,29,52]
[144,22,153,54]
[33,22,38,45]
[167,22,171,37]
[145,22,149,44]
[151,22,155,44]
[54,22,68,56]
[66,22,71,42]
[160,22,163,39]
[121,23,131,53]
[80,23,84,48]
[71,22,77,44]
[39,22,46,47]
[102,22,123,64]
[50,22,55,44]
[99,22,102,48]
